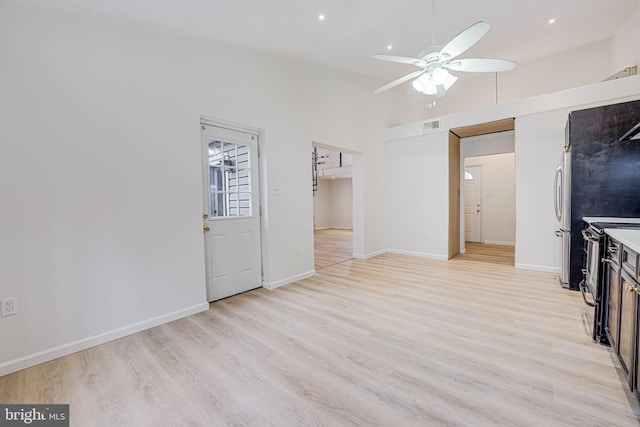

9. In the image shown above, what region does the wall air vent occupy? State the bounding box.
[423,120,440,133]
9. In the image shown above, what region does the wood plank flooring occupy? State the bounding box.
[2,253,640,426]
[456,242,515,265]
[314,228,353,270]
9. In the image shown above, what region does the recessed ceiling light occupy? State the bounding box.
[318,14,325,22]
[548,18,556,24]
[387,44,393,51]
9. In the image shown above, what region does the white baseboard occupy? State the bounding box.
[314,227,353,231]
[515,263,560,273]
[482,240,515,246]
[387,249,448,260]
[353,249,387,260]
[263,270,315,290]
[0,302,209,377]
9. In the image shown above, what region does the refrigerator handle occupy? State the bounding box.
[554,165,562,222]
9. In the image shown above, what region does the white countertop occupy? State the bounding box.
[605,228,640,253]
[584,217,640,224]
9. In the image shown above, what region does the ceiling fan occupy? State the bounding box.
[373,20,516,98]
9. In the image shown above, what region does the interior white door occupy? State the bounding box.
[201,124,262,301]
[464,165,482,243]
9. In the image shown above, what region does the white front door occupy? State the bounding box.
[464,165,482,243]
[201,123,262,301]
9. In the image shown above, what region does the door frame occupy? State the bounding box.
[200,115,270,287]
[448,118,515,259]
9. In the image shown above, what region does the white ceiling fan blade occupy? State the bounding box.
[439,21,490,60]
[373,55,427,68]
[374,70,426,94]
[446,58,516,72]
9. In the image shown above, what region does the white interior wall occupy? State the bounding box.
[312,179,353,230]
[0,2,420,375]
[611,2,640,72]
[386,135,449,259]
[313,180,332,229]
[330,179,353,229]
[464,153,516,246]
[499,41,612,103]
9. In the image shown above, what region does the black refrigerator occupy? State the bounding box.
[567,99,640,290]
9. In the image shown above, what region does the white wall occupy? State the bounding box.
[0,2,420,375]
[386,135,449,259]
[611,3,640,72]
[464,153,516,246]
[330,179,353,229]
[313,179,353,230]
[313,180,332,229]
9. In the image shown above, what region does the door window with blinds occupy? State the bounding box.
[208,140,252,217]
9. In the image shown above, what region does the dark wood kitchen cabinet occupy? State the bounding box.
[602,237,640,395]
[618,269,637,383]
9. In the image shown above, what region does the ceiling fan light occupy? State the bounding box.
[444,74,457,90]
[412,73,431,94]
[422,80,437,95]
[432,67,450,85]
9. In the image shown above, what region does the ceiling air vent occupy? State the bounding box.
[423,120,440,133]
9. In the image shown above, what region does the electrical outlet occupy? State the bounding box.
[1,297,17,317]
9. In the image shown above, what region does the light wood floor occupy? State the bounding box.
[2,254,640,426]
[456,242,515,265]
[314,228,353,270]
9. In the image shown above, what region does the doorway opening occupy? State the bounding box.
[312,143,357,270]
[448,119,516,265]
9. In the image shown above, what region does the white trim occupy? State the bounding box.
[353,249,387,260]
[515,263,560,273]
[387,249,448,260]
[263,270,315,290]
[482,240,515,246]
[314,226,353,231]
[0,303,209,377]
[200,116,263,136]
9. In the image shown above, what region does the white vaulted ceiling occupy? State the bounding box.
[27,0,639,81]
